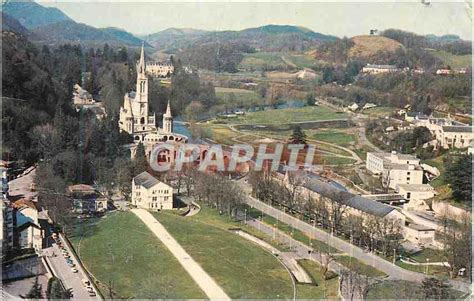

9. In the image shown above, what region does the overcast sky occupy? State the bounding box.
[40,0,472,39]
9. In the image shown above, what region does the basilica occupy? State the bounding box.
[119,44,188,158]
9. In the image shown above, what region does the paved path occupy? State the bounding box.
[239,187,471,293]
[131,209,230,301]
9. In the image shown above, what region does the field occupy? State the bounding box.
[297,260,340,299]
[215,87,263,107]
[430,50,472,69]
[349,35,403,58]
[366,280,466,300]
[334,256,387,277]
[69,212,205,299]
[310,129,356,146]
[152,208,295,299]
[361,107,395,118]
[233,106,347,124]
[239,52,317,71]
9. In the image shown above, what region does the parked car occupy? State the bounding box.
[82,279,91,287]
[71,268,78,273]
[88,291,96,297]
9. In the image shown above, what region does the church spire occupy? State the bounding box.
[163,100,173,133]
[164,100,172,117]
[138,41,146,74]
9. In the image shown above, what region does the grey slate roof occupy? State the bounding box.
[303,178,395,217]
[134,171,160,189]
[442,126,472,133]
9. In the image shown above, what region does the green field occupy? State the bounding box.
[366,280,465,300]
[310,130,356,146]
[239,52,317,71]
[430,50,472,69]
[152,208,295,299]
[297,260,340,299]
[234,106,347,125]
[334,256,386,277]
[239,52,290,70]
[70,212,205,299]
[215,87,263,107]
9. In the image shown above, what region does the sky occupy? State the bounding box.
[39,0,472,39]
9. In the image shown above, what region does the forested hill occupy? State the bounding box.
[1,1,148,47]
[146,25,337,52]
[1,0,72,29]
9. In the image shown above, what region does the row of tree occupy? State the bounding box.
[248,170,403,256]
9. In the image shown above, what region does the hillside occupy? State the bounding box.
[31,21,147,47]
[348,35,404,58]
[146,25,336,52]
[0,12,30,36]
[1,0,72,29]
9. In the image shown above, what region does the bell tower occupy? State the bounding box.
[163,100,173,133]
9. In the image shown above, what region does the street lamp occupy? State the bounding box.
[244,208,247,224]
[393,248,396,265]
[426,258,430,274]
[273,224,276,241]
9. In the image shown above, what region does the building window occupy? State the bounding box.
[152,197,157,201]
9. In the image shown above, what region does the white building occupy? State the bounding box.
[73,84,95,106]
[412,117,473,149]
[404,223,435,246]
[366,152,424,189]
[132,171,174,210]
[146,62,174,78]
[361,64,399,74]
[397,184,435,201]
[12,198,49,251]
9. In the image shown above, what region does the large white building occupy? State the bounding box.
[132,171,174,210]
[366,152,424,189]
[361,64,400,74]
[412,117,473,149]
[146,62,174,78]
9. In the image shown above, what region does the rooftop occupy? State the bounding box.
[442,126,473,133]
[134,171,161,189]
[407,223,435,231]
[303,177,395,218]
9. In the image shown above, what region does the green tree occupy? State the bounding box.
[306,93,314,106]
[22,276,43,299]
[421,277,452,300]
[289,126,307,145]
[445,154,472,202]
[133,142,148,176]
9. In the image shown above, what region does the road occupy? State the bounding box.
[238,181,471,293]
[131,209,230,301]
[43,236,100,300]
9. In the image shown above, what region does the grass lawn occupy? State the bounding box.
[309,129,356,146]
[334,256,386,277]
[361,107,395,118]
[152,207,295,299]
[396,262,449,278]
[239,52,289,71]
[215,87,263,107]
[296,260,340,299]
[69,212,205,299]
[234,106,347,124]
[246,207,339,253]
[430,50,472,69]
[366,280,466,300]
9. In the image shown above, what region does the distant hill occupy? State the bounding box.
[145,25,337,52]
[145,27,208,51]
[1,0,72,29]
[1,12,30,36]
[348,35,404,58]
[30,21,148,47]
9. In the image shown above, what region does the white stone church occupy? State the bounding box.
[119,44,188,159]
